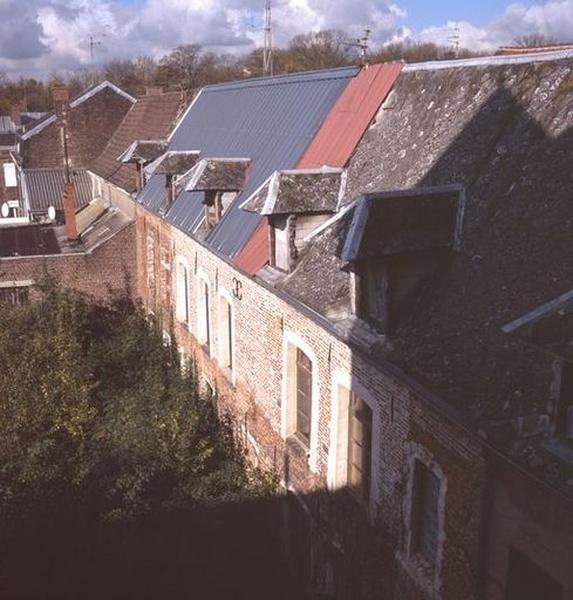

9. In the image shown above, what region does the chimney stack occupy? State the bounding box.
[52,86,70,119]
[145,86,164,96]
[63,181,78,241]
[10,103,21,129]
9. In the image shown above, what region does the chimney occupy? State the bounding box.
[146,86,164,96]
[63,181,78,241]
[52,86,70,119]
[10,103,21,129]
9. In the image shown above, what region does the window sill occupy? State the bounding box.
[286,433,311,460]
[397,551,440,598]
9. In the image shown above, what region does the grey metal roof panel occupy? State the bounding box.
[24,168,92,213]
[139,66,358,258]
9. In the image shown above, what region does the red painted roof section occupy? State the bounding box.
[234,63,403,275]
[297,62,403,169]
[234,218,269,274]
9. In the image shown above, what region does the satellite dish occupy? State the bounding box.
[1,203,9,218]
[48,205,56,221]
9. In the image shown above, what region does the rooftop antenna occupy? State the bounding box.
[87,33,105,69]
[448,25,461,58]
[345,26,372,67]
[263,0,274,76]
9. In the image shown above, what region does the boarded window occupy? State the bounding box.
[411,460,440,565]
[506,547,563,600]
[0,286,29,306]
[3,162,17,188]
[347,392,373,501]
[219,296,233,373]
[273,216,289,271]
[558,361,573,439]
[199,279,211,351]
[295,347,312,444]
[175,261,189,323]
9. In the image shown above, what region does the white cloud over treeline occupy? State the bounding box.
[1,0,573,77]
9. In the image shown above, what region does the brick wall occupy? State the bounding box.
[0,221,136,301]
[136,205,486,600]
[22,88,133,170]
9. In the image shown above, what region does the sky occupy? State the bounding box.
[0,0,571,78]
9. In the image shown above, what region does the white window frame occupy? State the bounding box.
[175,255,191,326]
[196,269,212,355]
[327,371,382,510]
[3,162,17,188]
[281,330,321,473]
[217,287,235,383]
[399,442,447,596]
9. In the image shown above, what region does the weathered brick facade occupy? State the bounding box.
[0,221,136,301]
[136,205,486,599]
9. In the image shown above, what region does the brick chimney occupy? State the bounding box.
[10,103,21,128]
[146,86,164,95]
[63,181,78,241]
[52,86,70,119]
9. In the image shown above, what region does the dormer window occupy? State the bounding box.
[118,139,168,191]
[183,158,251,233]
[342,185,464,333]
[240,167,344,273]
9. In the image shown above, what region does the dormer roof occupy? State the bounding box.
[240,167,344,216]
[183,158,251,193]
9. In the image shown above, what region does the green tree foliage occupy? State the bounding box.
[0,283,274,526]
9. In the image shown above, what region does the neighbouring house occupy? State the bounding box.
[88,87,186,220]
[0,82,135,228]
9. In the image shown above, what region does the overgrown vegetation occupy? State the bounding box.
[0,283,274,523]
[0,284,283,597]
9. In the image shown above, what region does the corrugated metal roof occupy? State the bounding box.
[138,66,358,258]
[23,168,93,213]
[297,62,403,169]
[235,63,403,274]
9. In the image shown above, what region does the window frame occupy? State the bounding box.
[399,442,447,595]
[3,162,17,188]
[175,255,191,326]
[327,372,381,510]
[0,281,32,306]
[196,270,212,355]
[281,331,320,473]
[217,288,235,383]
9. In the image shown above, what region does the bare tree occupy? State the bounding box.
[513,33,559,47]
[285,30,355,72]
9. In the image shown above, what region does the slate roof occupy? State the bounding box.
[90,92,184,193]
[145,151,201,177]
[138,66,358,258]
[241,168,344,215]
[23,168,92,214]
[20,81,136,141]
[183,158,251,192]
[277,53,573,430]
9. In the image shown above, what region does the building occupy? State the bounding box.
[1,51,573,599]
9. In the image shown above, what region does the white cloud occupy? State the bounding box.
[417,1,573,52]
[2,0,573,78]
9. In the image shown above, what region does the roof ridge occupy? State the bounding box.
[201,66,358,92]
[404,49,573,72]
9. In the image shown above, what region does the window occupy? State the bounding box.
[506,547,563,600]
[271,216,290,271]
[410,460,441,565]
[3,162,17,188]
[0,286,29,305]
[197,276,211,352]
[295,348,312,444]
[347,392,373,501]
[557,360,573,439]
[218,294,233,376]
[175,259,190,324]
